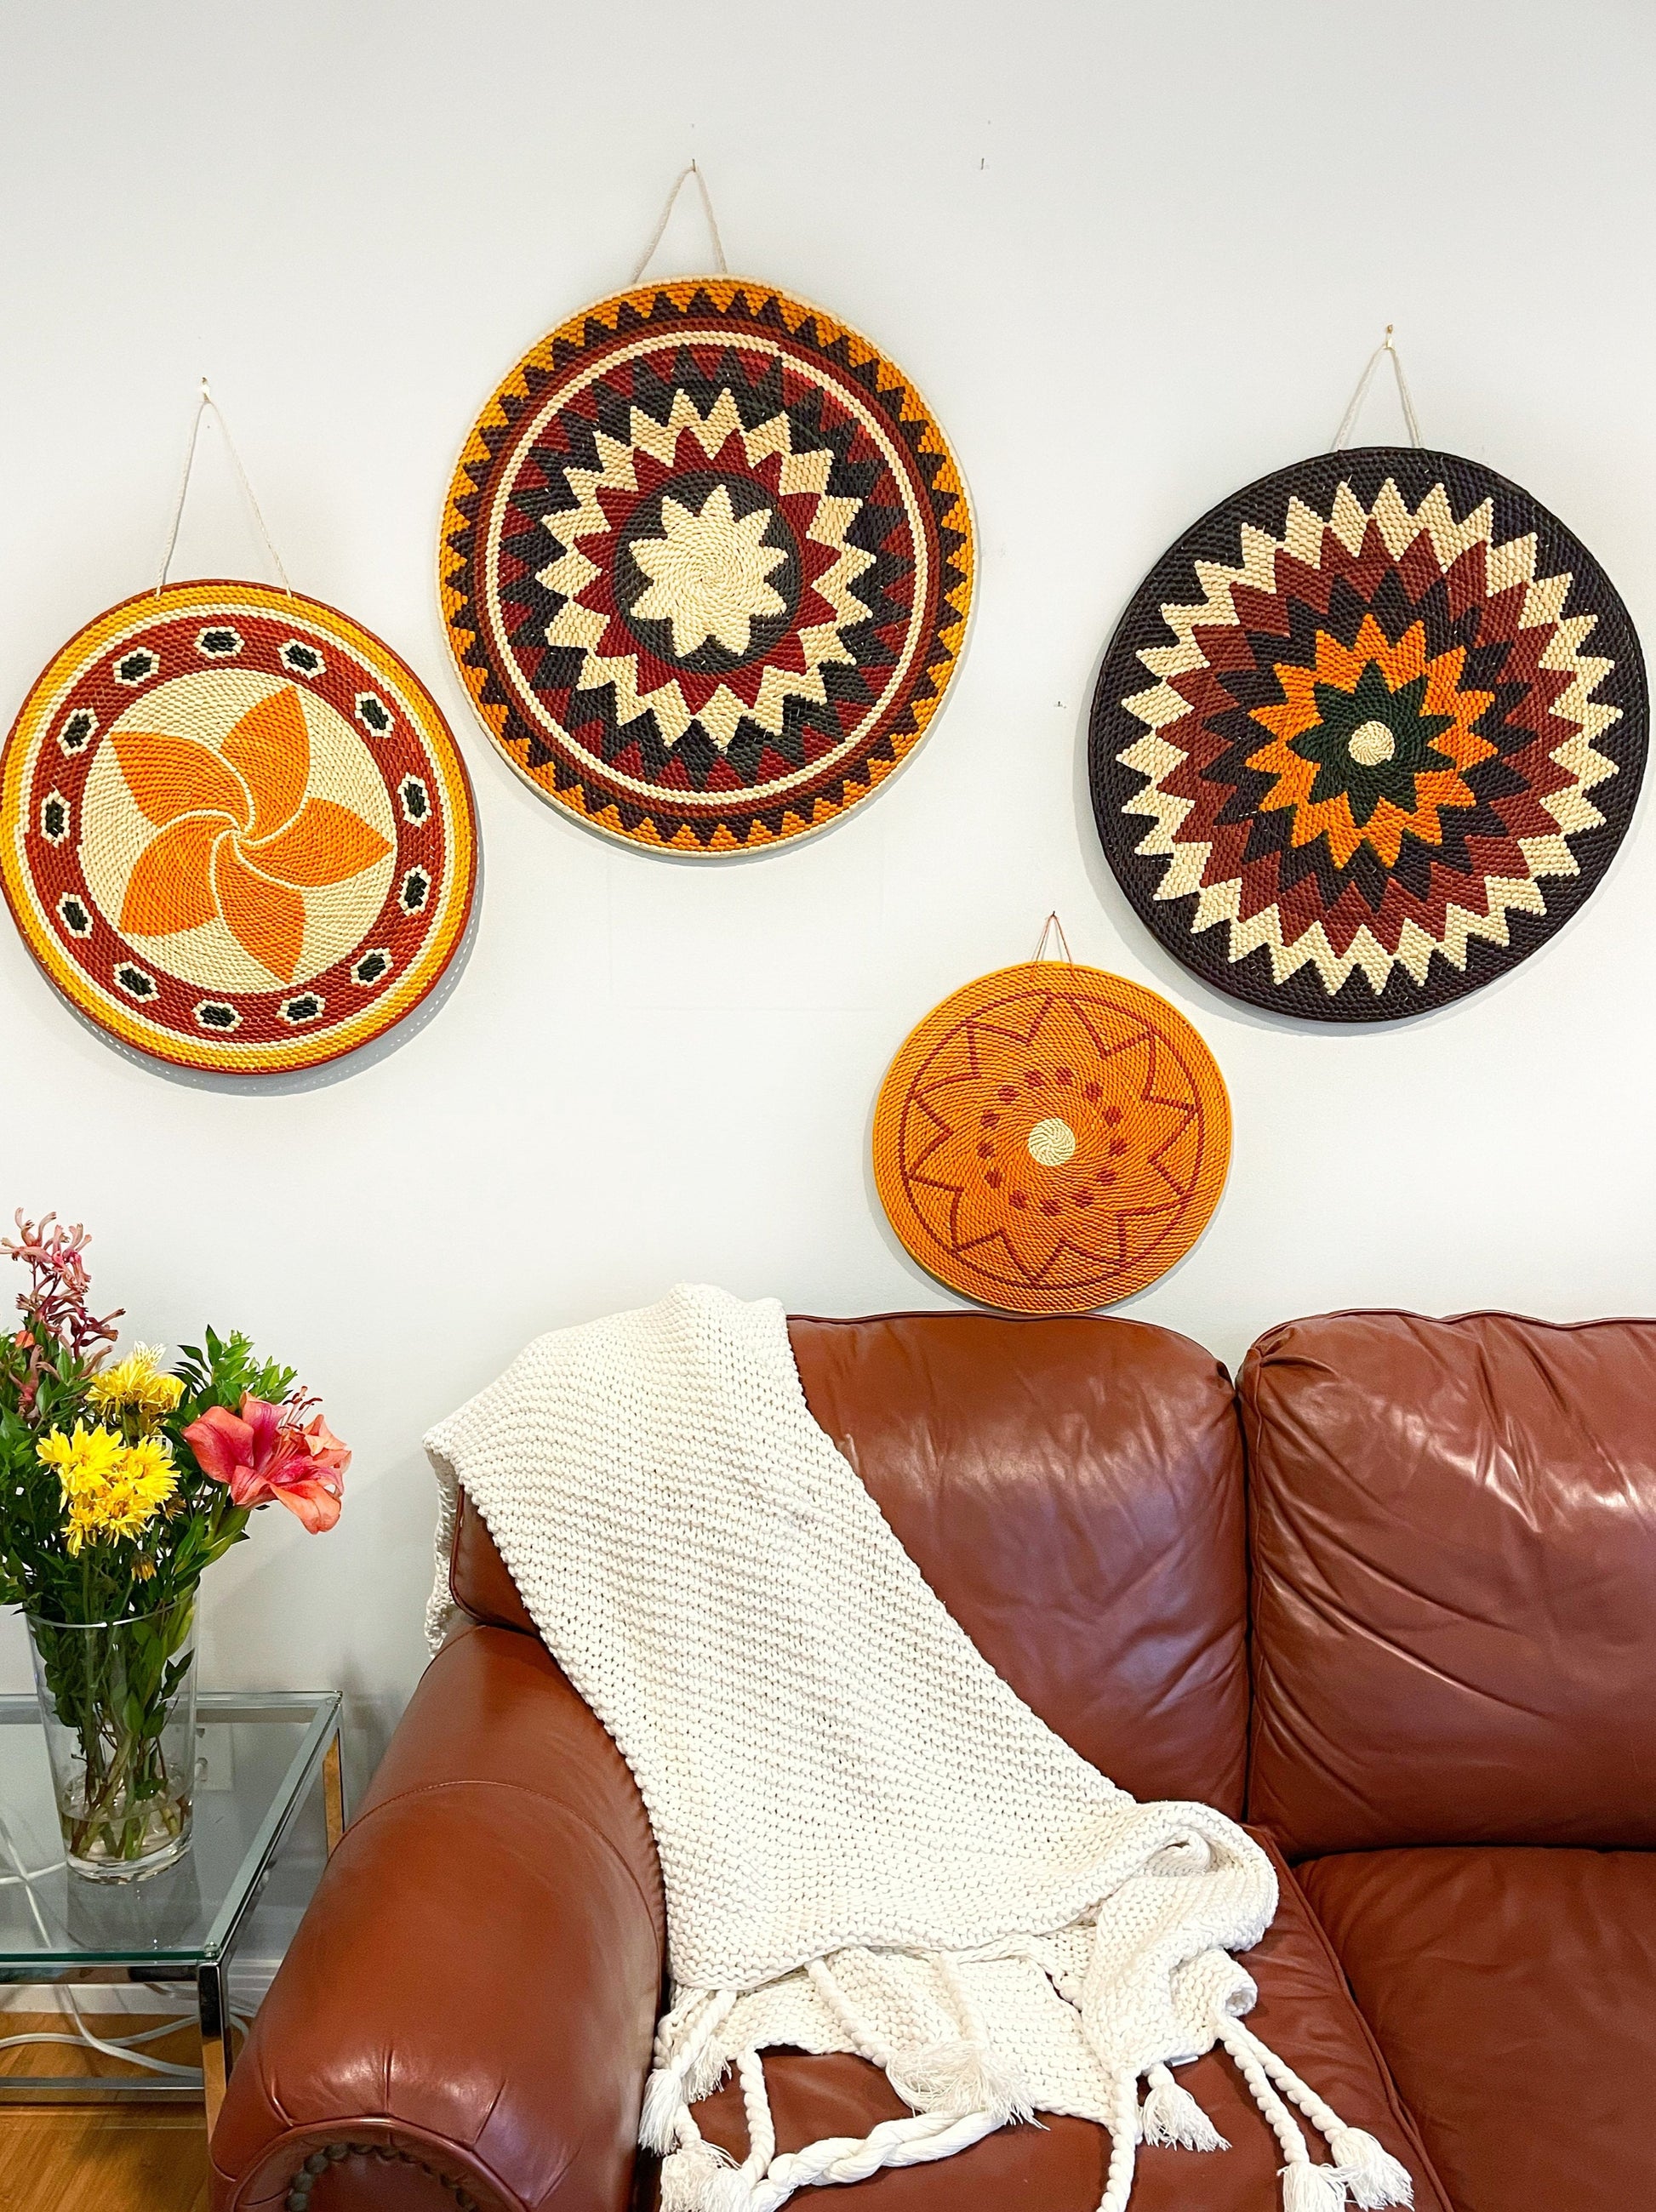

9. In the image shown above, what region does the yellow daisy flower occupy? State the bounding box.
[38,1423,178,1554]
[87,1345,185,1417]
[38,1422,128,1500]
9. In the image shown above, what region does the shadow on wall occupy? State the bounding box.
[29,854,486,1099]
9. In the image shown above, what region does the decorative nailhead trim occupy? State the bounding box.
[283,2140,483,2209]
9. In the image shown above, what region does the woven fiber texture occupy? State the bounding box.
[0,582,477,1074]
[1089,448,1647,1022]
[425,1286,1410,2212]
[439,278,973,854]
[872,961,1230,1314]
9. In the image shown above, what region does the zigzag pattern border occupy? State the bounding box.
[439,279,974,854]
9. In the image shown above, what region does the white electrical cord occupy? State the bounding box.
[0,1806,252,2077]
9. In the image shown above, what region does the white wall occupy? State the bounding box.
[3,0,1654,1767]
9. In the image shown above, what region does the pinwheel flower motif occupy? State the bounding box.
[111,687,391,983]
[182,1394,348,1534]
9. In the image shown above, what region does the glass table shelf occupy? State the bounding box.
[0,1690,344,2122]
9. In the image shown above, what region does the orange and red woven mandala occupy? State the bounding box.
[0,583,477,1073]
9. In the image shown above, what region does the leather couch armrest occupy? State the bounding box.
[209,1622,665,2212]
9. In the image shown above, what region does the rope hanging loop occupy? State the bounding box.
[630,159,730,285]
[1331,325,1424,453]
[156,376,294,596]
[1031,911,1076,966]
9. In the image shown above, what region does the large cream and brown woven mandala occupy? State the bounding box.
[1090,450,1647,1020]
[441,278,973,852]
[0,582,477,1073]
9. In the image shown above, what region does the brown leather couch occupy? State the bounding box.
[208,1308,1656,2212]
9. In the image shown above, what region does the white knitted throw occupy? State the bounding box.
[425,1286,1411,2212]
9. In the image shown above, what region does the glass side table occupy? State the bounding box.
[0,1690,343,2128]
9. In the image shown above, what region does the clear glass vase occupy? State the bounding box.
[26,1597,198,1881]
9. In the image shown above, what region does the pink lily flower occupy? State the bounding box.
[183,1394,347,1534]
[301,1413,350,1477]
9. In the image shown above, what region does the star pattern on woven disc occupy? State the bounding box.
[1090,457,1645,1018]
[908,994,1200,1288]
[528,387,877,757]
[876,969,1230,1313]
[628,481,790,661]
[441,280,974,852]
[1246,613,1495,869]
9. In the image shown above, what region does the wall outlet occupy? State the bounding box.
[196,1726,235,1793]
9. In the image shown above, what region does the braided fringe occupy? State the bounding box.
[741,2108,1002,2211]
[1215,2016,1333,2210]
[648,1976,1408,2212]
[886,1953,1034,2124]
[673,1998,1004,2212]
[808,1954,1031,2126]
[640,1992,739,2153]
[1095,2075,1142,2212]
[1217,2016,1413,2212]
[1226,2020,1413,2209]
[805,1958,897,2069]
[702,2051,778,2212]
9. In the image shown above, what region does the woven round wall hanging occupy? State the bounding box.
[0,580,477,1074]
[1089,447,1647,1020]
[872,958,1231,1313]
[440,276,973,853]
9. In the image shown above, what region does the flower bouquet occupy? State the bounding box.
[0,1214,347,1879]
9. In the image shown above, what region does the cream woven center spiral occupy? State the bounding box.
[1027,1117,1077,1167]
[1346,719,1396,766]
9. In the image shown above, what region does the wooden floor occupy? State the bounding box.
[0,2107,207,2212]
[0,2017,208,2212]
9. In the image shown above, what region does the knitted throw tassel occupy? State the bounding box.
[888,2036,1034,2124]
[1218,2015,1413,2212]
[659,2133,733,2211]
[1329,2128,1416,2210]
[642,1992,740,2154]
[886,1950,1035,2124]
[700,2050,776,2212]
[703,2172,760,2212]
[639,2066,690,2156]
[1281,2160,1348,2212]
[1222,2017,1413,2211]
[1139,2062,1229,2152]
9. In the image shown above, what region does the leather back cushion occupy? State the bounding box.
[452,1309,1248,1814]
[1242,1310,1656,1854]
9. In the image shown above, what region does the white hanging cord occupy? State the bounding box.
[1331,326,1423,453]
[1031,911,1076,965]
[156,377,294,596]
[0,1806,250,2080]
[628,160,730,285]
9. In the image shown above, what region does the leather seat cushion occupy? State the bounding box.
[673,1836,1448,2210]
[1241,1310,1656,1854]
[1298,1844,1656,2212]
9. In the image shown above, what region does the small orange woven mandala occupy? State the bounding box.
[873,962,1231,1314]
[0,582,477,1074]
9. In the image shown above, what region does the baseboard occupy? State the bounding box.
[0,1961,283,2015]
